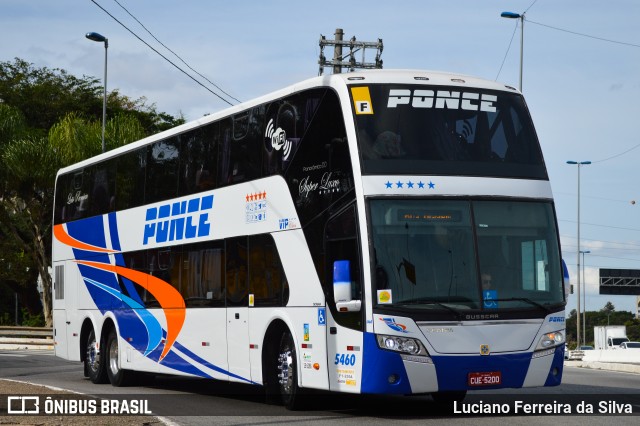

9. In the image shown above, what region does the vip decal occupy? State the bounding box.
[278,217,298,230]
[246,191,267,224]
[265,119,292,160]
[143,195,213,245]
[388,89,497,112]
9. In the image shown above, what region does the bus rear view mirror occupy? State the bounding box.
[333,260,361,312]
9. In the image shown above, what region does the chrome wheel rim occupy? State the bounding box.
[86,332,100,373]
[108,336,119,376]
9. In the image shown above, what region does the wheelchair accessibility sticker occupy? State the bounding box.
[483,290,498,309]
[318,308,326,326]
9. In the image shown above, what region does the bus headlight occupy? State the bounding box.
[376,334,428,356]
[536,330,565,350]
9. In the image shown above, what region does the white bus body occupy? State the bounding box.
[52,70,566,408]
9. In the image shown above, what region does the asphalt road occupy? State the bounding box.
[1,350,639,425]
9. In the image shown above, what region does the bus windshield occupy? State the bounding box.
[369,199,564,314]
[352,84,546,179]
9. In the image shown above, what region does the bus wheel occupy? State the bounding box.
[277,331,304,410]
[105,329,133,386]
[85,329,107,384]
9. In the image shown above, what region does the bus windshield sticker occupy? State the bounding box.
[351,87,374,115]
[387,89,497,112]
[483,289,499,309]
[377,289,392,304]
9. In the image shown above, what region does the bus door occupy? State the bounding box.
[324,205,365,392]
[225,237,252,382]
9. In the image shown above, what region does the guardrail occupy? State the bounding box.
[0,326,54,350]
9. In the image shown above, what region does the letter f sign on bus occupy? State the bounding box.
[351,87,374,115]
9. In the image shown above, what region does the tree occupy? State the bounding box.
[601,301,616,314]
[0,58,185,134]
[1,136,61,326]
[0,59,183,326]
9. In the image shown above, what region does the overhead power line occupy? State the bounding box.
[495,20,519,81]
[90,0,235,107]
[527,19,640,49]
[111,0,240,104]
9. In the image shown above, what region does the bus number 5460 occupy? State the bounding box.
[335,353,356,366]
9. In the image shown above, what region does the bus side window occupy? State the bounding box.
[146,137,180,204]
[226,237,248,307]
[248,234,289,307]
[179,124,219,196]
[116,147,146,211]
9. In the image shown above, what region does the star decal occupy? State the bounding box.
[383,179,436,190]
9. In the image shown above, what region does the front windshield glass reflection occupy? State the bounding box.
[370,199,563,312]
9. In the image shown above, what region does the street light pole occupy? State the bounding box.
[500,11,525,92]
[580,250,590,346]
[567,160,591,349]
[85,32,108,153]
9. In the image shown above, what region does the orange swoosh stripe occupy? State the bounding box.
[54,224,118,254]
[76,260,185,361]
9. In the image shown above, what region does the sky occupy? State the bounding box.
[3,0,640,316]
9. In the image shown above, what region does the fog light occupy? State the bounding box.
[388,374,399,384]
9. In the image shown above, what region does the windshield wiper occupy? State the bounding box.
[400,299,464,320]
[491,297,551,314]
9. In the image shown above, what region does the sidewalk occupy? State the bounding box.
[565,360,640,374]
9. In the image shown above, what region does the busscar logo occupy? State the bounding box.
[387,89,497,112]
[265,119,292,160]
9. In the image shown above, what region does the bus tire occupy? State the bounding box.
[277,331,305,410]
[105,328,133,387]
[85,329,108,384]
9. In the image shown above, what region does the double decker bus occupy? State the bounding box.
[52,69,566,409]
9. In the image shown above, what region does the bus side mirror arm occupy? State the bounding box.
[333,260,361,312]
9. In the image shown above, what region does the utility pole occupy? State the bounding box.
[319,28,383,75]
[333,28,344,75]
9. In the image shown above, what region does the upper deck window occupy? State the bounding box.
[351,85,547,179]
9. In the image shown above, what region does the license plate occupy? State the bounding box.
[468,371,501,386]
